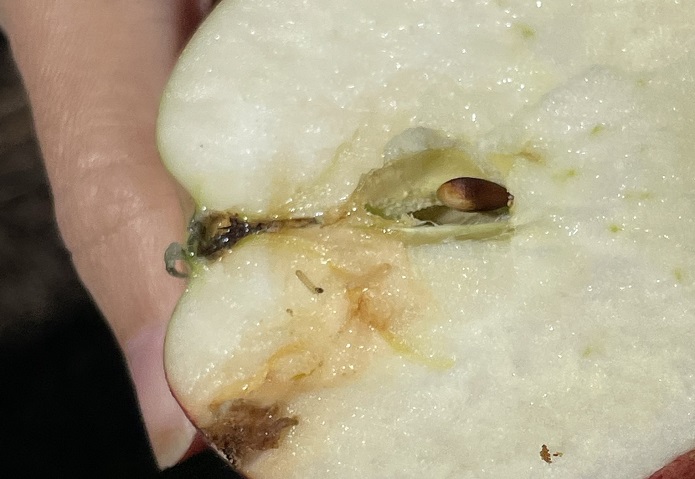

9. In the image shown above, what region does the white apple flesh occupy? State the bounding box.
[158,1,695,478]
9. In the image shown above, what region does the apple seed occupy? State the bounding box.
[436,177,513,212]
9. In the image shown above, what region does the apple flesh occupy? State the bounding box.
[158,1,695,478]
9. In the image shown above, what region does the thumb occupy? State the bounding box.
[2,0,212,467]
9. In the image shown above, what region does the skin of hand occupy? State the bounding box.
[0,0,215,468]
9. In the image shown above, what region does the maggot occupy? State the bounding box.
[436,177,513,212]
[295,270,324,294]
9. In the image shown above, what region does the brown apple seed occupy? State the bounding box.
[436,177,513,212]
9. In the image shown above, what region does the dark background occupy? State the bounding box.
[0,33,242,478]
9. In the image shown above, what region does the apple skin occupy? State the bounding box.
[647,451,695,479]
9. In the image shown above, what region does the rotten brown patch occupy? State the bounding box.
[540,444,563,464]
[188,212,317,259]
[203,399,299,466]
[540,444,552,463]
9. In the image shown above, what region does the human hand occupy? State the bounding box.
[0,0,214,467]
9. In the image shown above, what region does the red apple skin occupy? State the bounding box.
[648,450,695,479]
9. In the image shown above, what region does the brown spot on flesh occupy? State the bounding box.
[203,399,298,466]
[205,233,446,453]
[518,146,545,165]
[540,444,552,463]
[346,286,393,332]
[207,258,404,418]
[345,263,395,332]
[188,212,266,258]
[540,444,563,464]
[188,211,317,258]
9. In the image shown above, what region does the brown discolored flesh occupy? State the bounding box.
[187,212,267,258]
[188,211,317,259]
[202,227,442,407]
[436,177,513,212]
[540,444,552,464]
[202,399,299,467]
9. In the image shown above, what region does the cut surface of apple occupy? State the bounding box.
[158,1,695,478]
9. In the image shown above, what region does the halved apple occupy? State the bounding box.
[158,1,695,478]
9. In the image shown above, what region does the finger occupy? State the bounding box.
[2,0,210,467]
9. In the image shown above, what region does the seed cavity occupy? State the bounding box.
[436,177,513,212]
[167,139,516,277]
